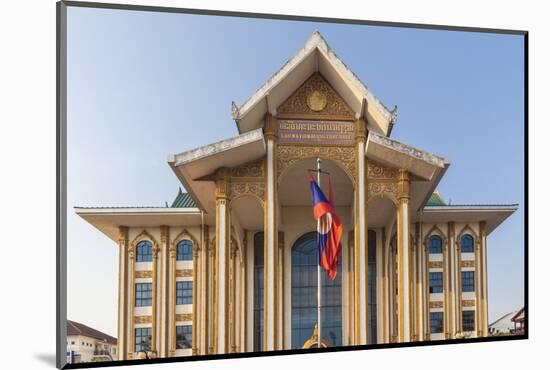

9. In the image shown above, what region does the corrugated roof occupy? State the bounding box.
[67,320,117,344]
[170,188,197,208]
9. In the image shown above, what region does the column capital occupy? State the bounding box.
[397,169,410,201]
[354,118,367,142]
[264,113,278,141]
[118,226,129,245]
[160,225,169,244]
[215,168,231,201]
[479,221,487,236]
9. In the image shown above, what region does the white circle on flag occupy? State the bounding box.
[319,213,332,235]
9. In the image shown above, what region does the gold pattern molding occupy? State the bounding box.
[430,301,443,309]
[176,269,193,278]
[461,260,475,268]
[277,145,356,183]
[428,261,444,269]
[135,271,152,278]
[277,72,355,120]
[462,300,476,307]
[176,313,193,322]
[134,316,152,324]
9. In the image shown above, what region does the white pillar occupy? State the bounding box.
[159,226,169,357]
[397,170,411,342]
[117,227,128,360]
[215,169,230,353]
[481,222,489,336]
[355,119,368,345]
[264,114,277,351]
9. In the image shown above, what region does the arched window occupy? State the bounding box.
[461,234,474,253]
[136,240,152,262]
[253,232,264,352]
[176,240,193,261]
[291,232,341,349]
[428,235,443,254]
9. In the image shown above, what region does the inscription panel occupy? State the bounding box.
[278,120,355,146]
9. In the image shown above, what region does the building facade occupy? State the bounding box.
[66,320,118,363]
[76,32,517,359]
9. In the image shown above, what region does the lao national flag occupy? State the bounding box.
[308,174,342,280]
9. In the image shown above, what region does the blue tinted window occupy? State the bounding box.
[291,232,341,349]
[134,327,151,352]
[462,271,475,292]
[136,240,152,262]
[253,232,264,352]
[461,235,474,253]
[429,235,442,254]
[176,281,192,305]
[429,272,443,293]
[462,310,475,331]
[430,312,443,333]
[176,325,192,349]
[135,283,152,307]
[177,240,193,261]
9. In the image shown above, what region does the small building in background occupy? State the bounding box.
[511,307,525,335]
[66,320,118,363]
[488,311,518,335]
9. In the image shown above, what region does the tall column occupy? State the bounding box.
[229,241,237,353]
[151,238,159,355]
[475,224,482,337]
[447,222,456,339]
[347,231,355,345]
[480,222,488,337]
[277,231,285,349]
[192,241,200,355]
[215,168,230,353]
[264,114,278,351]
[200,225,210,355]
[354,118,368,345]
[117,226,129,360]
[415,223,424,341]
[208,226,215,354]
[397,169,411,342]
[160,226,170,357]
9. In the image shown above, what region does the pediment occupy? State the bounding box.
[276,72,355,120]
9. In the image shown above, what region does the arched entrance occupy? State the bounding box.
[291,232,342,349]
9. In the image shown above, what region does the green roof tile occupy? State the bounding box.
[170,188,197,208]
[426,191,446,206]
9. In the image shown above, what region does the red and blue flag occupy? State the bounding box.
[308,174,342,280]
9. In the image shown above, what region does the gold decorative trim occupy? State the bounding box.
[176,313,193,322]
[428,261,443,269]
[367,161,399,180]
[276,144,356,184]
[175,269,193,278]
[135,270,152,278]
[430,301,443,309]
[461,260,475,268]
[277,72,355,120]
[462,300,476,307]
[134,316,152,324]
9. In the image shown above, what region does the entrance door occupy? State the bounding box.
[291,232,342,348]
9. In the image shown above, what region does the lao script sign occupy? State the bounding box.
[277,120,355,146]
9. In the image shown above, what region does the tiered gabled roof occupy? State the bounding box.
[232,31,397,136]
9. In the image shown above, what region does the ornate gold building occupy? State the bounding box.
[76,32,517,359]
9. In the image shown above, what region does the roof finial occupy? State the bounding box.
[231,101,239,119]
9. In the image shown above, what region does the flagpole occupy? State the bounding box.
[316,157,322,349]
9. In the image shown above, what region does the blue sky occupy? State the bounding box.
[67,6,524,336]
